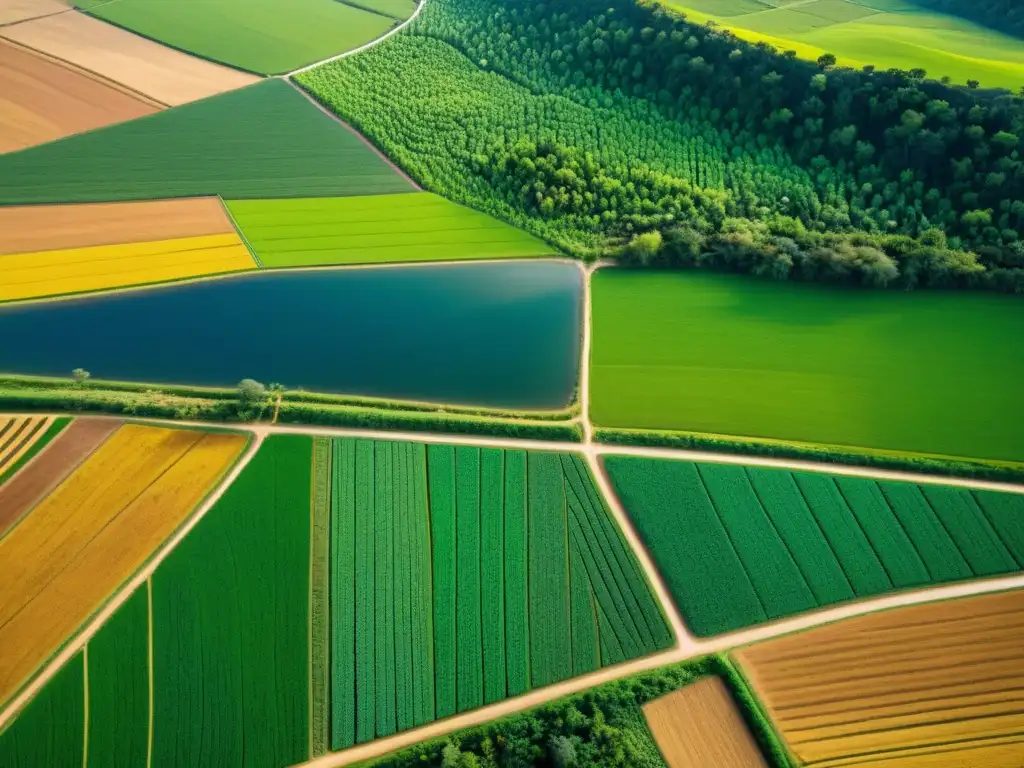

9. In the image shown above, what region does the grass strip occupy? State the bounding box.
[310,438,332,757]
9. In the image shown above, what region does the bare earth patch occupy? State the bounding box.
[643,676,770,768]
[0,0,67,27]
[0,418,120,539]
[0,197,237,255]
[0,11,259,106]
[0,38,159,153]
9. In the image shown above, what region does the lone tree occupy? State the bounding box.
[71,368,90,386]
[268,382,285,424]
[236,378,267,420]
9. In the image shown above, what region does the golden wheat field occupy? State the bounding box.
[734,591,1024,767]
[0,233,256,303]
[0,424,246,705]
[643,676,769,768]
[0,416,51,476]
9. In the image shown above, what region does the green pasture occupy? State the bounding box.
[77,0,400,75]
[0,80,412,205]
[607,456,1024,636]
[662,0,1024,89]
[590,271,1024,462]
[227,193,554,267]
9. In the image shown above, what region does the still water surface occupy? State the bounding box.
[0,262,582,409]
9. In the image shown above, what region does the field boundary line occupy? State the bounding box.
[218,195,264,268]
[0,5,75,30]
[0,430,265,732]
[81,643,88,768]
[578,263,595,444]
[146,576,154,768]
[286,0,426,77]
[283,80,422,191]
[290,572,1024,768]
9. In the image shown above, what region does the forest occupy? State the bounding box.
[913,0,1024,39]
[299,0,1024,290]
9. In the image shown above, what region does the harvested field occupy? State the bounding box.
[0,197,238,255]
[0,418,119,538]
[0,233,256,303]
[735,590,1024,767]
[0,39,158,153]
[0,0,67,26]
[0,11,259,107]
[0,424,246,706]
[0,416,52,477]
[643,676,769,768]
[227,193,555,267]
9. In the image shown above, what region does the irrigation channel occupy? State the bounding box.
[2,410,1022,764]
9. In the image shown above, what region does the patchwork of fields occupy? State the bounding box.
[228,193,555,267]
[736,590,1024,766]
[0,416,59,482]
[326,439,672,748]
[76,0,414,75]
[606,455,1024,636]
[0,79,413,204]
[591,271,1024,462]
[0,423,247,707]
[663,0,1024,89]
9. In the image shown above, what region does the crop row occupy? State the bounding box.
[607,456,1024,636]
[330,440,671,746]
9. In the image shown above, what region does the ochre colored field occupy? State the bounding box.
[0,11,259,107]
[735,591,1024,766]
[0,424,246,705]
[643,676,769,768]
[0,416,51,476]
[0,39,159,154]
[0,0,66,26]
[0,233,256,302]
[0,197,242,256]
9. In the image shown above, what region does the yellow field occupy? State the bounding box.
[735,591,1024,767]
[0,424,246,704]
[0,416,51,476]
[0,233,256,302]
[643,676,769,768]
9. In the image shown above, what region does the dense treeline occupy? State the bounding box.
[299,0,1024,289]
[914,0,1024,39]
[363,658,789,768]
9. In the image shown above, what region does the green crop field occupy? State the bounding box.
[591,271,1024,463]
[342,0,419,19]
[329,439,671,749]
[0,653,82,768]
[152,435,310,767]
[77,0,401,75]
[0,80,412,205]
[227,193,554,267]
[86,589,148,768]
[663,0,1024,89]
[606,455,1024,636]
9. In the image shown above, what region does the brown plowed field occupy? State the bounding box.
[0,0,67,27]
[735,591,1024,767]
[0,38,158,153]
[0,418,119,539]
[643,676,769,768]
[0,11,259,107]
[0,197,236,255]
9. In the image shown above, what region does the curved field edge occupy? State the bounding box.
[344,655,790,768]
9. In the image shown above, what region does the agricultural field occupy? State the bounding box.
[327,439,672,748]
[227,193,555,267]
[0,11,258,107]
[662,0,1024,89]
[77,0,408,75]
[0,416,63,484]
[735,590,1024,766]
[591,271,1024,463]
[0,423,246,707]
[0,197,258,304]
[0,0,68,26]
[643,676,769,768]
[0,39,158,154]
[0,79,413,204]
[606,455,1024,636]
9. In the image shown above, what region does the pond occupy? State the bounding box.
[0,261,583,410]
